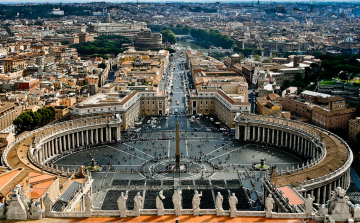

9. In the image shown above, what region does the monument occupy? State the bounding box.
[172,189,182,216]
[192,190,202,216]
[216,192,224,216]
[134,192,143,216]
[117,192,128,218]
[265,194,275,217]
[229,193,238,217]
[156,190,165,216]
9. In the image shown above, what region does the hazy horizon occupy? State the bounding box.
[1,0,360,3]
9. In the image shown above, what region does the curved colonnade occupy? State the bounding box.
[2,116,122,177]
[234,113,352,205]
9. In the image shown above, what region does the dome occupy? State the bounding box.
[284,17,296,22]
[232,53,240,58]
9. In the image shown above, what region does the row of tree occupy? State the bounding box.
[190,28,234,49]
[13,107,55,134]
[149,24,234,49]
[70,35,132,56]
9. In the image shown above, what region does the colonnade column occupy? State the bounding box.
[322,185,326,204]
[63,136,67,151]
[280,131,283,146]
[117,126,121,141]
[81,131,84,146]
[76,132,80,147]
[43,144,47,160]
[55,138,58,154]
[109,127,112,141]
[59,137,62,153]
[316,187,321,203]
[252,127,256,141]
[257,127,261,141]
[267,129,270,143]
[285,132,288,147]
[72,133,75,149]
[86,130,89,145]
[51,140,55,157]
[67,134,71,150]
[95,129,99,144]
[101,128,104,142]
[262,128,265,142]
[289,133,292,149]
[328,183,332,202]
[272,129,275,144]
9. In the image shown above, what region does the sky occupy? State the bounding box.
[1,0,359,3]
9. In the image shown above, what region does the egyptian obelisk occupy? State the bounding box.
[175,119,180,170]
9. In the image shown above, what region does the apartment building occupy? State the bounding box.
[0,102,22,132]
[189,86,250,128]
[70,84,167,130]
[348,118,360,146]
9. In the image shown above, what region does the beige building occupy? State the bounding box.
[349,118,360,146]
[70,84,166,130]
[189,87,250,128]
[0,102,22,132]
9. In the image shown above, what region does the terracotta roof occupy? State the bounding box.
[278,186,304,206]
[0,167,30,198]
[312,106,356,117]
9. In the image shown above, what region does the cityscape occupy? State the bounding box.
[0,1,359,222]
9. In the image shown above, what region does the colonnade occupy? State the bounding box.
[304,169,351,204]
[234,114,352,205]
[34,124,121,164]
[246,125,320,159]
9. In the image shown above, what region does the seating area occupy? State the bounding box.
[112,180,129,186]
[231,188,251,210]
[99,179,250,211]
[143,190,160,209]
[130,180,144,186]
[211,180,226,188]
[101,190,125,210]
[199,189,214,209]
[146,180,161,186]
[163,180,174,185]
[181,180,194,186]
[227,179,241,187]
[181,189,194,209]
[195,180,210,186]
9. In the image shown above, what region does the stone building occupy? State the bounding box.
[133,28,163,49]
[348,117,360,146]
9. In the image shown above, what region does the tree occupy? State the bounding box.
[60,41,70,45]
[254,54,261,62]
[166,48,176,54]
[34,21,43,26]
[262,58,272,63]
[98,63,106,69]
[161,30,177,44]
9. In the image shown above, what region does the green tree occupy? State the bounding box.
[262,58,272,63]
[254,54,261,62]
[161,30,177,44]
[98,63,107,69]
[34,21,43,26]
